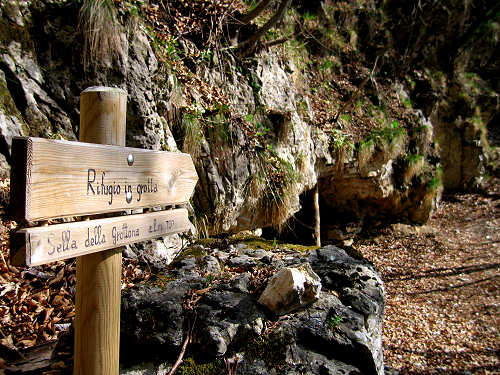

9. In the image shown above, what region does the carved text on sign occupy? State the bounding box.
[86,169,160,205]
[11,137,198,221]
[11,209,191,266]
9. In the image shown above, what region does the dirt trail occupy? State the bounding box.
[356,179,500,374]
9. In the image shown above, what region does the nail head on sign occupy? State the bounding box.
[126,191,132,203]
[127,154,134,166]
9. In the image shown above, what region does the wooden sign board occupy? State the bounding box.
[11,208,190,266]
[10,137,198,221]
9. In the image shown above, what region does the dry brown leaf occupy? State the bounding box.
[0,335,14,349]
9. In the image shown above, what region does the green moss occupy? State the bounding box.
[372,121,406,144]
[285,243,319,253]
[358,138,374,150]
[195,238,218,247]
[177,357,226,375]
[406,153,424,164]
[238,236,318,253]
[168,245,207,269]
[401,96,413,108]
[241,236,276,251]
[146,274,176,290]
[426,166,443,192]
[245,331,293,368]
[358,120,406,162]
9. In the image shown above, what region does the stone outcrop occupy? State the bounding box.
[120,243,385,375]
[1,2,497,374]
[0,1,177,153]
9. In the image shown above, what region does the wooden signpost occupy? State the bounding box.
[11,208,191,266]
[10,137,197,221]
[10,87,198,374]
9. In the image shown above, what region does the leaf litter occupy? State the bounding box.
[355,178,500,374]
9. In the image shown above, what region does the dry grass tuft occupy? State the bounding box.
[249,152,299,231]
[181,113,204,158]
[79,0,123,70]
[358,139,376,171]
[404,154,425,183]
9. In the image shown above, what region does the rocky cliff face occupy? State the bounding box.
[0,0,497,240]
[377,0,500,190]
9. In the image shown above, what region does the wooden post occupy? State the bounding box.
[74,87,126,375]
[314,184,321,248]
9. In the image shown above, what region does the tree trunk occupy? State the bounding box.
[238,0,273,25]
[237,0,292,51]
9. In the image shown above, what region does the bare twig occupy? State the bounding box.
[167,314,197,375]
[0,248,8,269]
[263,37,290,48]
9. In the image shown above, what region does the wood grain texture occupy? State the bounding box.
[75,247,122,375]
[12,209,190,266]
[10,137,31,220]
[10,136,198,221]
[75,87,124,375]
[79,86,127,146]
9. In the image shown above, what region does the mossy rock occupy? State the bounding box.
[168,245,208,269]
[0,70,29,137]
[237,235,318,253]
[245,330,294,369]
[177,357,226,375]
[145,273,176,290]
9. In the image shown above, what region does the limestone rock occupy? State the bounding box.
[257,53,296,113]
[0,1,444,238]
[120,244,385,375]
[258,262,321,315]
[0,70,28,155]
[227,254,257,270]
[307,246,385,375]
[142,235,183,271]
